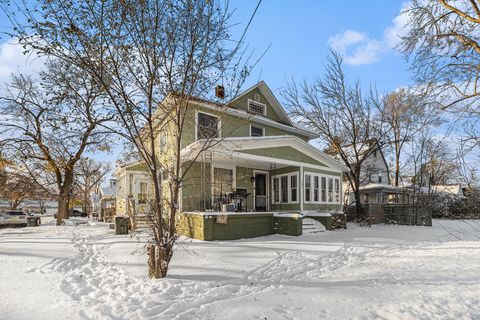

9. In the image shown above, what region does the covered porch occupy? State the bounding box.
[354,183,414,205]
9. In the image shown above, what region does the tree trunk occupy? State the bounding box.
[147,243,173,278]
[57,195,69,225]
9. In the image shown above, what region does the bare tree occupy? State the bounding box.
[3,0,260,278]
[283,51,387,218]
[400,0,480,145]
[0,60,112,224]
[73,157,111,216]
[377,88,441,186]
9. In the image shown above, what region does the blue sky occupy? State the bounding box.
[0,1,418,172]
[229,1,411,95]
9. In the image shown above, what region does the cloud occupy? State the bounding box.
[328,2,411,66]
[328,30,384,65]
[0,38,46,86]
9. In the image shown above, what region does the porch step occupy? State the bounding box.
[302,218,326,234]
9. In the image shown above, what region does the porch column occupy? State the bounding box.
[300,166,304,212]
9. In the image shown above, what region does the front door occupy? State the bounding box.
[254,173,267,211]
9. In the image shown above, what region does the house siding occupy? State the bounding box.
[240,147,327,167]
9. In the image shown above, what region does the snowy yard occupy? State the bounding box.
[1,218,480,320]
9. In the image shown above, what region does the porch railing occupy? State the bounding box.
[182,193,255,212]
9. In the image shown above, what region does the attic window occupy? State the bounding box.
[248,99,266,116]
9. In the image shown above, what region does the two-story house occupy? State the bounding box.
[116,81,349,221]
[342,139,412,205]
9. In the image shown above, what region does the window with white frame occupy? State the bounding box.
[321,177,327,202]
[314,176,319,202]
[197,112,219,140]
[248,99,266,115]
[272,173,299,204]
[335,179,340,202]
[281,176,288,203]
[305,173,341,204]
[250,125,264,137]
[328,178,333,202]
[290,175,298,202]
[305,175,311,202]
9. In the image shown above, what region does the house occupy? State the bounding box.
[115,81,349,239]
[114,162,151,216]
[341,139,413,205]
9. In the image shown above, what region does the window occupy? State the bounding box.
[314,176,319,202]
[250,126,264,137]
[213,167,233,196]
[272,173,298,204]
[335,179,340,202]
[138,182,147,204]
[290,175,297,202]
[248,99,266,115]
[378,175,383,183]
[321,177,326,202]
[328,178,333,202]
[305,175,311,202]
[273,177,279,203]
[281,176,288,203]
[159,131,168,152]
[197,112,219,140]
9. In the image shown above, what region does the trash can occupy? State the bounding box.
[115,216,129,235]
[27,216,41,227]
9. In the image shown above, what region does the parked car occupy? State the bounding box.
[1,210,28,227]
[53,209,87,219]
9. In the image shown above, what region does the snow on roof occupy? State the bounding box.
[432,184,463,195]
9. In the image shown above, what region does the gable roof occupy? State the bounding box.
[229,81,294,127]
[181,135,349,173]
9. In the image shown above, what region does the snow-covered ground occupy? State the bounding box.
[1,218,480,320]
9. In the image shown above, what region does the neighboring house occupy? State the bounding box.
[117,81,348,217]
[340,139,413,205]
[115,162,152,215]
[429,184,465,197]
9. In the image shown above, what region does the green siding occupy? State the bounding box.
[239,146,327,167]
[303,204,342,211]
[229,87,284,124]
[304,167,342,177]
[178,213,304,240]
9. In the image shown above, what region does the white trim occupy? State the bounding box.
[249,123,265,137]
[195,110,222,141]
[229,81,294,127]
[247,98,267,116]
[271,171,299,205]
[304,171,342,205]
[299,167,304,211]
[253,170,269,211]
[190,100,318,139]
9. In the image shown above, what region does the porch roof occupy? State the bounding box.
[359,183,410,193]
[181,135,349,173]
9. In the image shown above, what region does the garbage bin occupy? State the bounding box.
[27,216,41,227]
[115,216,129,235]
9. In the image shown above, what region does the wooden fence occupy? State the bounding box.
[345,204,432,226]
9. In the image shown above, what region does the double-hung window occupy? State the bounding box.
[321,177,326,202]
[314,176,319,202]
[305,175,311,202]
[290,175,298,202]
[281,176,288,203]
[328,178,333,202]
[335,179,340,202]
[197,112,219,140]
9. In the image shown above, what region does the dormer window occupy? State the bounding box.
[248,99,266,116]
